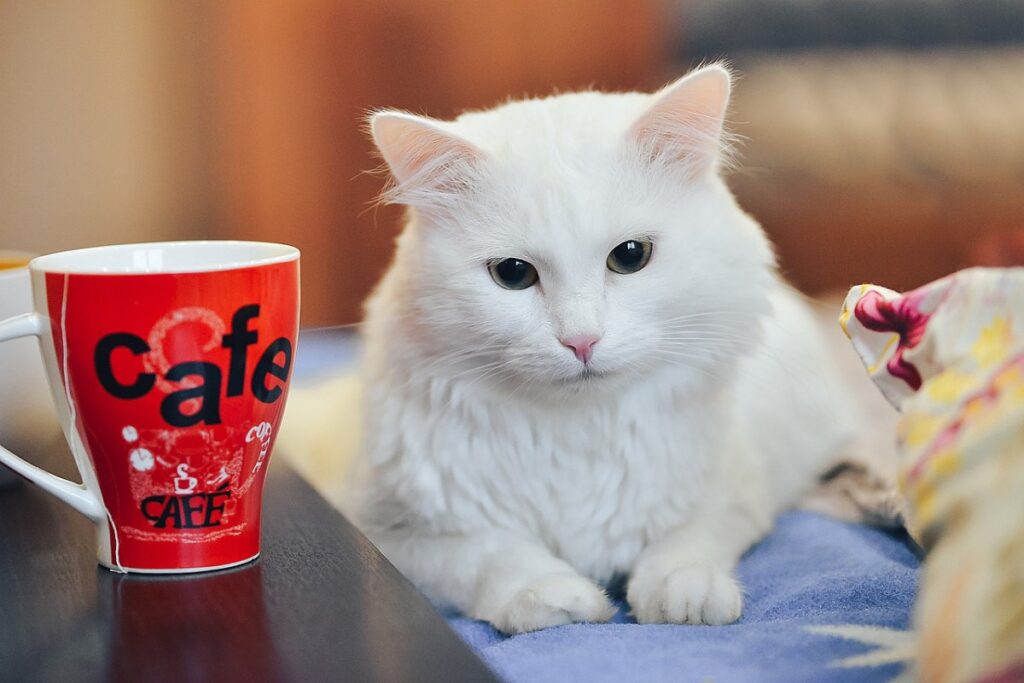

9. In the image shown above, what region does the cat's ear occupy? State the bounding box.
[628,64,733,176]
[369,111,485,209]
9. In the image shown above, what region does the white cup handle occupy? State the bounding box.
[0,313,103,521]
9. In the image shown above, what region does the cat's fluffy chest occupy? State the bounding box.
[364,371,730,581]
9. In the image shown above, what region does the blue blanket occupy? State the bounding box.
[296,331,920,683]
[447,512,918,683]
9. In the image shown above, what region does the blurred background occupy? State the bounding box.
[2,0,1023,326]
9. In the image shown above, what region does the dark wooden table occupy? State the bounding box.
[0,439,498,682]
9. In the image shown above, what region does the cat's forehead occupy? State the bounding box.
[460,168,661,264]
[444,91,677,257]
[452,91,652,162]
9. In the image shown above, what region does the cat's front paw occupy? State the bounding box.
[484,572,615,634]
[627,561,743,625]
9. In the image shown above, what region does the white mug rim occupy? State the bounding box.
[29,240,299,275]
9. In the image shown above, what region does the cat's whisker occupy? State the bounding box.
[407,350,495,375]
[435,361,518,413]
[382,349,508,395]
[656,310,761,325]
[657,336,752,345]
[655,336,844,421]
[424,363,504,404]
[661,327,754,336]
[663,323,758,334]
[662,321,761,332]
[650,346,739,367]
[656,336,750,345]
[645,353,727,382]
[648,346,726,361]
[417,354,505,381]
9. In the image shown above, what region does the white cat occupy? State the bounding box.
[282,64,866,633]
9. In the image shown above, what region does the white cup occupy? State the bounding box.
[0,251,59,488]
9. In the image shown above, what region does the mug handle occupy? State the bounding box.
[0,313,103,522]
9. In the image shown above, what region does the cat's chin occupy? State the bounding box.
[542,364,650,396]
[559,366,613,384]
[478,365,632,401]
[543,360,720,398]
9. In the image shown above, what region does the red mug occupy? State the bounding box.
[0,241,299,573]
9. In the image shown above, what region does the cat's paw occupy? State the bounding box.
[486,572,616,634]
[627,562,743,625]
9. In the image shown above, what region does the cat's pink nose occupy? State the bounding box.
[560,335,600,364]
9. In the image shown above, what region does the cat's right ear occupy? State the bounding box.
[369,111,485,209]
[627,64,734,177]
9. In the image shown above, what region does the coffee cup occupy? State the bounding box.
[0,241,299,573]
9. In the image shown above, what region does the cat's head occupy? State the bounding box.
[369,64,776,398]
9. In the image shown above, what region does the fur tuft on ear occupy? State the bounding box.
[369,111,485,211]
[628,63,736,177]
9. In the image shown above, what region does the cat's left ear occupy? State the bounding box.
[369,110,486,210]
[628,64,732,175]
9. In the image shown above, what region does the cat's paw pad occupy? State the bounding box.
[627,563,742,625]
[491,572,615,633]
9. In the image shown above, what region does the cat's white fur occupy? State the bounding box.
[282,65,861,633]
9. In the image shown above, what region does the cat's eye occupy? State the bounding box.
[489,258,539,290]
[607,239,652,274]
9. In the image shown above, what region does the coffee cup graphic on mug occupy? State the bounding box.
[0,241,299,573]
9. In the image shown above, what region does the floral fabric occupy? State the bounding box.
[841,267,1024,682]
